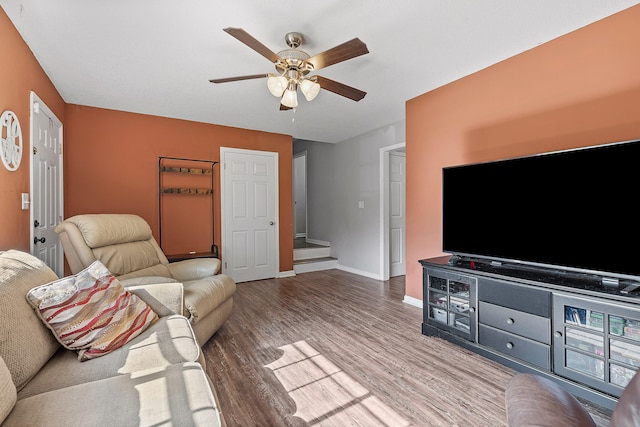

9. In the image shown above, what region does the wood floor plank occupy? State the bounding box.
[202,269,611,426]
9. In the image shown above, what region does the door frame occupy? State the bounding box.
[29,91,64,277]
[220,147,280,279]
[379,142,406,281]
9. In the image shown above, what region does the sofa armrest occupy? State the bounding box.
[505,373,596,427]
[167,258,221,281]
[125,282,184,317]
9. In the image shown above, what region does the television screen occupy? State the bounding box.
[442,139,640,281]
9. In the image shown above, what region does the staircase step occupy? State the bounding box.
[293,256,338,274]
[293,246,331,261]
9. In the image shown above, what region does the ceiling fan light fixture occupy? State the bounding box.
[300,78,321,101]
[282,88,298,108]
[267,75,288,97]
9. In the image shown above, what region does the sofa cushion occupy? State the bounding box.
[125,281,184,317]
[0,250,60,391]
[0,356,16,423]
[18,314,203,399]
[5,363,223,427]
[26,260,157,361]
[116,261,173,281]
[93,240,169,277]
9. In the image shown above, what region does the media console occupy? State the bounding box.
[420,256,640,410]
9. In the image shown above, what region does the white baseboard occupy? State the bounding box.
[337,264,382,280]
[305,238,330,247]
[277,270,296,278]
[403,295,423,308]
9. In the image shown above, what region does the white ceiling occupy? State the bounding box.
[2,1,639,143]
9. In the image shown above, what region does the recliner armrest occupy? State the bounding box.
[125,282,184,317]
[505,373,596,427]
[167,258,221,281]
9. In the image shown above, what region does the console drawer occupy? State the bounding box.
[479,324,550,370]
[478,277,551,317]
[479,301,550,344]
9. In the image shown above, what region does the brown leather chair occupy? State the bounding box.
[505,371,640,426]
[55,213,236,346]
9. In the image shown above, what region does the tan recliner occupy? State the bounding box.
[55,213,236,346]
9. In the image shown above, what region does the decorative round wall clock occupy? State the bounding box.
[1,110,23,171]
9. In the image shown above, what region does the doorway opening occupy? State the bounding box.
[379,142,406,281]
[293,151,307,240]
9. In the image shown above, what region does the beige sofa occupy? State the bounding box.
[54,214,236,346]
[0,249,225,426]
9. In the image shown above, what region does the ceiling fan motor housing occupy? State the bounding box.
[276,32,313,76]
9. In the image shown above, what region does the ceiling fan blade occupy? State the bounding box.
[223,28,281,64]
[315,76,366,101]
[209,74,269,84]
[307,38,369,70]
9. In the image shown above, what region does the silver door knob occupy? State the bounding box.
[269,221,275,226]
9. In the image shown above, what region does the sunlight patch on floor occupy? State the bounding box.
[265,340,410,426]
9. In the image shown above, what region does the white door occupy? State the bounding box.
[30,92,64,277]
[221,148,278,283]
[293,152,306,238]
[389,152,406,277]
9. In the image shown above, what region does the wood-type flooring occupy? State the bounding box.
[202,269,612,426]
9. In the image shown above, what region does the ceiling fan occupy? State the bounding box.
[209,28,369,110]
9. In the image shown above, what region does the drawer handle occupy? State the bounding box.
[554,331,563,338]
[469,307,476,313]
[506,318,514,325]
[506,342,514,350]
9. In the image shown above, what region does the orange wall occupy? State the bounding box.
[64,105,294,272]
[406,5,640,300]
[0,8,65,251]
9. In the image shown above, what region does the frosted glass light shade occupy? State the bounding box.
[267,75,288,97]
[281,88,298,108]
[300,79,321,101]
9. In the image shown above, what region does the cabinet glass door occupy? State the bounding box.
[426,269,476,342]
[553,294,640,397]
[608,314,640,387]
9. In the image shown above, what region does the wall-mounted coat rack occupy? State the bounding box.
[158,156,218,259]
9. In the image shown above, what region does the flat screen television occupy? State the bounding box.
[442,138,640,284]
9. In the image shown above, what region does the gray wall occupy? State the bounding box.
[294,119,406,277]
